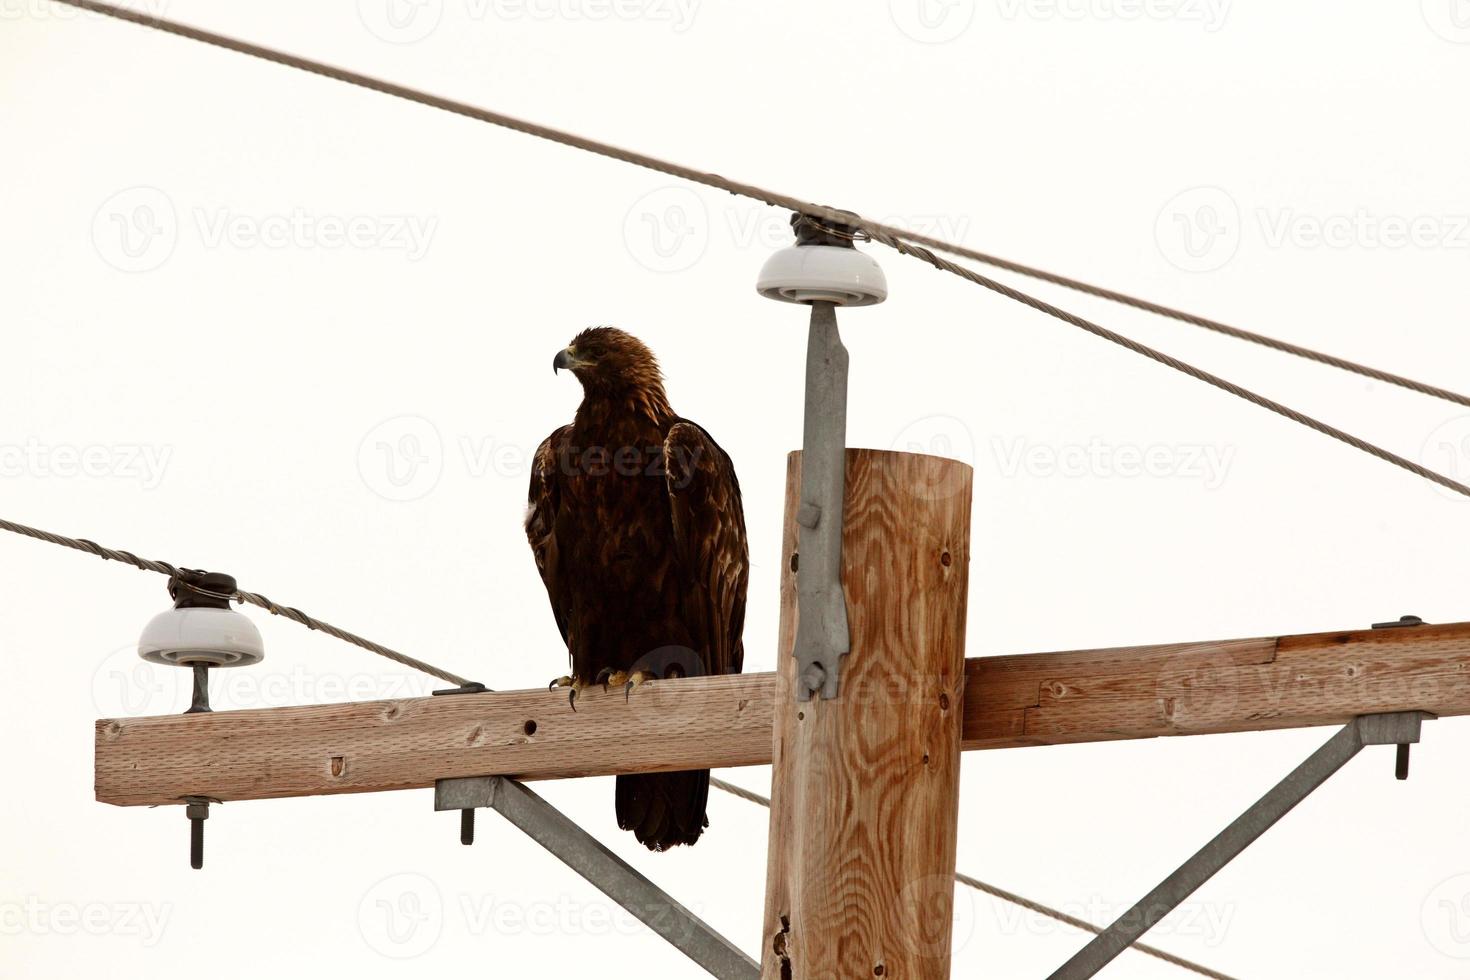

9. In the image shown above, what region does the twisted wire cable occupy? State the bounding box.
[47,0,1470,500]
[0,516,472,686]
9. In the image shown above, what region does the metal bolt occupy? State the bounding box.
[184,798,211,870]
[185,664,212,714]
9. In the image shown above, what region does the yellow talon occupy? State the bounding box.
[623,670,655,702]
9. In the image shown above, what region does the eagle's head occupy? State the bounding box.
[553,327,665,397]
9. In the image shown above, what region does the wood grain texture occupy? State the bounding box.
[96,624,1470,808]
[761,450,973,980]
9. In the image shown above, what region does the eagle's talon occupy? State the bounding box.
[549,675,583,711]
[596,668,629,693]
[623,669,656,702]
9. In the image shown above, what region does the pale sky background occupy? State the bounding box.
[5,1,1470,977]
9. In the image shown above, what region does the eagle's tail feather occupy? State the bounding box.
[615,769,710,850]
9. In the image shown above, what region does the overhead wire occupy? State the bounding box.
[44,0,1470,500]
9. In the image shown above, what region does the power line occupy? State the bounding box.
[708,778,1238,980]
[0,516,472,687]
[863,229,1470,499]
[47,0,1470,501]
[887,233,1470,409]
[7,500,1236,977]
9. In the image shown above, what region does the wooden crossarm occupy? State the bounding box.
[95,620,1470,807]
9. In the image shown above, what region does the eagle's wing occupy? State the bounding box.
[663,421,748,677]
[525,424,573,651]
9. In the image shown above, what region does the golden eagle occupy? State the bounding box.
[525,327,749,850]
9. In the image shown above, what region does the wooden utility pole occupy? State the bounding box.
[762,449,973,980]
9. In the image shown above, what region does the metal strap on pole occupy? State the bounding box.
[435,777,758,980]
[1048,711,1432,980]
[793,300,852,701]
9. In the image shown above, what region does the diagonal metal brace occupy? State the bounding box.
[1048,711,1433,980]
[435,777,758,980]
[793,300,851,701]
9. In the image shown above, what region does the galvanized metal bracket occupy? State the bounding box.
[793,299,851,701]
[1047,710,1435,980]
[433,777,758,980]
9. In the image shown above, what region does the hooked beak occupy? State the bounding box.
[553,347,589,375]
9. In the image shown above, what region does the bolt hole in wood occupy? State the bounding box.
[523,719,537,737]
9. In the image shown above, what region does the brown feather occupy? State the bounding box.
[525,328,749,849]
